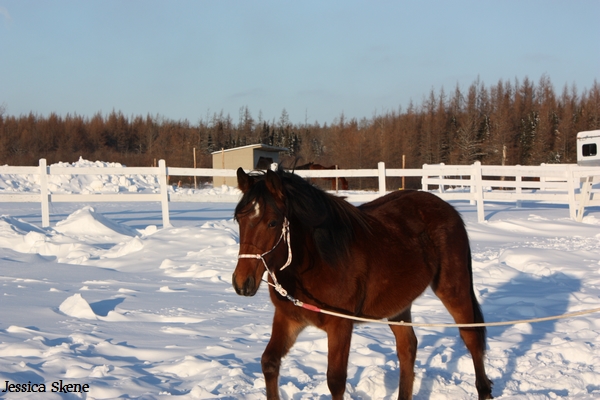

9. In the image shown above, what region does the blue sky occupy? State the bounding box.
[1,1,598,125]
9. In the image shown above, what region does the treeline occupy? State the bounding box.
[1,76,599,175]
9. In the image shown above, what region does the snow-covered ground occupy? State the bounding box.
[1,160,599,399]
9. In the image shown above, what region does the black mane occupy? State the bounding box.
[235,168,371,265]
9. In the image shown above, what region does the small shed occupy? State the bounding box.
[212,144,288,186]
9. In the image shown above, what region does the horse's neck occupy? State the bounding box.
[292,216,367,270]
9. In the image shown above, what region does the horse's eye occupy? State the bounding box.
[267,220,277,228]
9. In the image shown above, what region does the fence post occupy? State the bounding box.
[515,165,522,208]
[473,161,485,222]
[469,164,476,205]
[438,162,445,193]
[378,162,386,195]
[577,175,592,222]
[39,158,50,227]
[158,159,172,228]
[422,164,428,191]
[540,163,546,190]
[335,165,339,193]
[567,164,577,220]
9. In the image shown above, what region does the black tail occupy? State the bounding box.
[467,247,487,340]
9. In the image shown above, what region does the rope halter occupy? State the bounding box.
[237,217,293,298]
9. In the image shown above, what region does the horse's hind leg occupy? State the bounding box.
[389,307,418,400]
[433,283,493,399]
[262,309,306,400]
[459,325,493,400]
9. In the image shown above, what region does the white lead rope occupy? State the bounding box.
[261,289,600,328]
[240,219,600,328]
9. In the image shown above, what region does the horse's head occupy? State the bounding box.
[232,167,288,296]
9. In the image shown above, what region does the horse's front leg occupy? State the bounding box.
[261,308,305,400]
[389,307,418,400]
[325,318,354,400]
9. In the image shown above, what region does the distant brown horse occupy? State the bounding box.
[295,162,349,190]
[232,167,493,400]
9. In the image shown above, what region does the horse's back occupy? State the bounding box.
[359,189,470,270]
[359,190,466,235]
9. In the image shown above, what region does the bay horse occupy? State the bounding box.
[232,167,493,400]
[295,161,349,190]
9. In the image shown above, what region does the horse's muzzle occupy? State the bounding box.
[232,273,258,296]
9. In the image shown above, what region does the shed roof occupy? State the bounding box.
[211,144,288,155]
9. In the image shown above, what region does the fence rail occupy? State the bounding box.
[1,159,598,227]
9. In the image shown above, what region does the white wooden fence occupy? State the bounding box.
[420,162,600,222]
[0,159,598,227]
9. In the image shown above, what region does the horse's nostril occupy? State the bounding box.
[232,272,242,295]
[243,276,256,296]
[232,272,256,296]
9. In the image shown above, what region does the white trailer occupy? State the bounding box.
[577,130,600,166]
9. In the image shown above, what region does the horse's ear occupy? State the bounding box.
[237,167,254,193]
[265,169,284,201]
